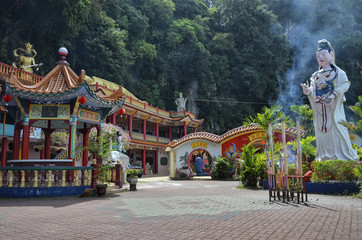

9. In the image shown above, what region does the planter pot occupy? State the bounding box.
[127,177,138,191]
[305,182,359,195]
[96,184,108,196]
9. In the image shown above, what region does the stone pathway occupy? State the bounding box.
[0,178,361,239]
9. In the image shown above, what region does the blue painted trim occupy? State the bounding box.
[0,186,92,198]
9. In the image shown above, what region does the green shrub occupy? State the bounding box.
[211,156,233,180]
[240,144,259,187]
[288,163,309,175]
[254,153,268,180]
[311,160,358,182]
[125,169,141,178]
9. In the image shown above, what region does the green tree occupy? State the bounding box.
[74,12,133,85]
[289,136,316,163]
[243,105,294,150]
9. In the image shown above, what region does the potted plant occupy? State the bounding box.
[93,161,112,196]
[125,169,141,191]
[88,141,113,196]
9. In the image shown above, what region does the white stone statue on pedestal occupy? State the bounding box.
[175,92,187,112]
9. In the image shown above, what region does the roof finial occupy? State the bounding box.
[58,47,68,61]
[57,47,69,66]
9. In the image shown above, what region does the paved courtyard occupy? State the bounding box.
[0,177,361,240]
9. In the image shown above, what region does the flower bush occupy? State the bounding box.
[51,130,69,147]
[88,123,131,165]
[89,123,131,152]
[311,160,359,183]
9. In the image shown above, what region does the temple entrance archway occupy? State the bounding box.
[187,148,213,178]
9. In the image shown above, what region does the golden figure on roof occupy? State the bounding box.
[12,42,42,74]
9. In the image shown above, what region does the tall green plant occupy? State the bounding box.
[289,136,316,162]
[240,144,259,187]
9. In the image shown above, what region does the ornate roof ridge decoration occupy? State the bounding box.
[7,60,85,95]
[85,75,146,104]
[99,86,123,101]
[168,125,301,148]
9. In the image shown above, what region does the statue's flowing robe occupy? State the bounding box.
[308,65,359,161]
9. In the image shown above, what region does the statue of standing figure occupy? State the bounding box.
[300,39,359,161]
[175,92,187,112]
[12,42,42,74]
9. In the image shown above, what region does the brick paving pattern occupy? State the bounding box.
[0,178,361,240]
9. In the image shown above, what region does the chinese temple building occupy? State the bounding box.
[85,77,204,175]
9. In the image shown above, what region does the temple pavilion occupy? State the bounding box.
[0,48,125,168]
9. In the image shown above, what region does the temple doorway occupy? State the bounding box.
[187,149,212,177]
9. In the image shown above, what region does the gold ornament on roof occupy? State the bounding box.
[12,42,43,74]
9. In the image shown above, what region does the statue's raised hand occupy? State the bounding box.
[300,82,312,96]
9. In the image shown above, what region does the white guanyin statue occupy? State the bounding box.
[300,39,359,161]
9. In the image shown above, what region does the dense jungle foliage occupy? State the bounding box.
[1,0,361,134]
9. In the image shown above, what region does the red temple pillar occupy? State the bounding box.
[169,126,172,141]
[95,125,102,164]
[155,122,159,142]
[143,119,146,140]
[82,127,91,166]
[1,137,7,166]
[12,123,21,160]
[183,122,187,136]
[194,127,197,133]
[142,147,146,175]
[21,115,30,159]
[44,129,52,159]
[128,115,133,138]
[40,149,45,159]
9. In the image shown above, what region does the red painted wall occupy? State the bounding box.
[221,130,296,158]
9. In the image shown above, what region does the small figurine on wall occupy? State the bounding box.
[300,39,359,161]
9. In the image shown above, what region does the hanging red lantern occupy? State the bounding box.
[78,96,87,104]
[260,140,265,145]
[118,107,125,115]
[2,94,12,103]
